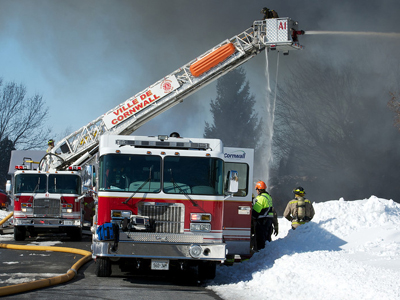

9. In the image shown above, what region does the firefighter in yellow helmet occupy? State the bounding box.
[46,139,55,153]
[252,181,278,251]
[283,187,315,230]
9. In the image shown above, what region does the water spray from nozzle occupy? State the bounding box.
[303,31,400,37]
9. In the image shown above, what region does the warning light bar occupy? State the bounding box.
[68,166,82,171]
[15,165,29,170]
[116,139,210,150]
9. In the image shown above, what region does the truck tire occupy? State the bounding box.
[198,261,217,280]
[95,257,112,277]
[14,226,26,241]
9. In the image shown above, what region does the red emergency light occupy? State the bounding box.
[15,165,28,170]
[68,166,82,171]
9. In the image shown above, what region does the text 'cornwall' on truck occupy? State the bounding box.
[6,18,303,279]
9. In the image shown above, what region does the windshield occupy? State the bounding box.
[98,154,224,195]
[15,174,47,193]
[164,156,224,195]
[48,174,81,194]
[99,154,161,192]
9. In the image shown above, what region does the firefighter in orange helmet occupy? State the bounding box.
[252,181,278,251]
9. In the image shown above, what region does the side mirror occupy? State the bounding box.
[5,180,12,194]
[82,165,94,188]
[227,170,239,194]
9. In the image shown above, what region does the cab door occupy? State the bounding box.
[223,147,254,256]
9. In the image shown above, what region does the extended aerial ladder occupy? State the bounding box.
[43,18,303,171]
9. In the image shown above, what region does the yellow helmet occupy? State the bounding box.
[293,186,305,195]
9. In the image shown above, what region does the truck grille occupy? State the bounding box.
[33,198,61,217]
[138,202,184,234]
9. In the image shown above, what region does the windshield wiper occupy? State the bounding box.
[169,169,198,207]
[123,166,152,204]
[28,177,41,202]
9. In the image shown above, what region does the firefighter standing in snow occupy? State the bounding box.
[284,187,315,229]
[252,181,278,251]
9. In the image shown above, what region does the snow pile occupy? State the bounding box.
[208,196,400,300]
[1,196,400,299]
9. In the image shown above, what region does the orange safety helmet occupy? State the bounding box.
[255,181,267,190]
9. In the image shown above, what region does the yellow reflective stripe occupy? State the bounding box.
[292,221,306,225]
[290,199,310,204]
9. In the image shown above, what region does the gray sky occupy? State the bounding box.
[0,0,399,147]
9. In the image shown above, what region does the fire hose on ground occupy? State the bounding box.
[0,211,13,226]
[0,212,92,297]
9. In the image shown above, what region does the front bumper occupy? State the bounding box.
[92,232,226,261]
[13,218,81,227]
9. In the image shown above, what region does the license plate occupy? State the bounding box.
[151,259,169,270]
[64,221,73,225]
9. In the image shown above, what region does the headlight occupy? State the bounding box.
[21,203,32,213]
[62,203,73,213]
[111,210,132,219]
[190,223,211,232]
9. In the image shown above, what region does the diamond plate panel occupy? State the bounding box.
[264,18,289,43]
[127,232,204,243]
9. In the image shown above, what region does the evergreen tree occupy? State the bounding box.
[204,68,261,150]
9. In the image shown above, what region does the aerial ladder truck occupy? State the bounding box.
[36,18,304,278]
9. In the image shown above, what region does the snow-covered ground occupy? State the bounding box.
[208,196,400,300]
[1,196,400,299]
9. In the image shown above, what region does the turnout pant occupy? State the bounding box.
[254,217,273,250]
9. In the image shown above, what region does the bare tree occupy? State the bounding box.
[274,63,365,173]
[0,78,50,150]
[270,60,400,203]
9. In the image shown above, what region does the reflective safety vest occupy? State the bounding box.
[253,193,274,218]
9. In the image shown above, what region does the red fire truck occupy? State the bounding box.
[90,134,253,278]
[7,151,85,241]
[0,189,9,210]
[39,18,303,278]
